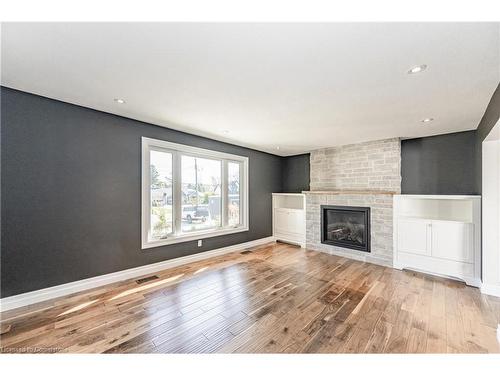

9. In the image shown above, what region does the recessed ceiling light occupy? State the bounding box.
[421,118,434,123]
[408,65,427,74]
[114,98,125,104]
[276,146,280,150]
[222,130,229,134]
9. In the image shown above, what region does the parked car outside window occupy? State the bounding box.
[181,205,210,223]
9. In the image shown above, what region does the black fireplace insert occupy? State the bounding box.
[321,205,370,252]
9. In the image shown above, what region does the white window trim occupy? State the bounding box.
[141,137,249,250]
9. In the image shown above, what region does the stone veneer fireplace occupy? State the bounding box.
[305,138,401,266]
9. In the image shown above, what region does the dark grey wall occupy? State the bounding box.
[281,153,310,193]
[476,83,500,192]
[401,130,479,195]
[477,83,500,144]
[1,87,282,297]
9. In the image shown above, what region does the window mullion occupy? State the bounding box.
[222,160,228,228]
[172,151,182,236]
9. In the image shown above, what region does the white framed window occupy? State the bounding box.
[141,137,249,249]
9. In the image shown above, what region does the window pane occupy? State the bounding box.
[181,155,221,232]
[228,162,241,227]
[150,150,173,240]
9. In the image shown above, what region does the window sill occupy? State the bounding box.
[141,226,249,250]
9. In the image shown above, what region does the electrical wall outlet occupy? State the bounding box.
[198,240,203,247]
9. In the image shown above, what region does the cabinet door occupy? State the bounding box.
[397,219,430,256]
[274,209,291,234]
[287,211,305,236]
[431,221,473,263]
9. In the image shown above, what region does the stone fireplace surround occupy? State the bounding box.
[304,138,401,266]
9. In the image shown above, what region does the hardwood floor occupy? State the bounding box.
[1,242,499,354]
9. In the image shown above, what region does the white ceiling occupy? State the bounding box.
[1,22,499,156]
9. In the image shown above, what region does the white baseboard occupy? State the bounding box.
[0,236,275,312]
[463,277,482,288]
[481,283,500,297]
[394,263,482,288]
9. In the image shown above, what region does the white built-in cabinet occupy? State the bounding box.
[393,195,481,287]
[272,193,306,247]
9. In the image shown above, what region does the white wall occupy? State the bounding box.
[482,121,500,297]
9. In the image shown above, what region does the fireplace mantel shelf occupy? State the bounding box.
[302,190,397,196]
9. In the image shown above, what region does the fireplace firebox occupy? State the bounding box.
[321,205,370,252]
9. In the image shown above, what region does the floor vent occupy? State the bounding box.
[240,250,253,254]
[136,275,159,284]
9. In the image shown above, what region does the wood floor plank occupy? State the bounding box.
[1,242,498,354]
